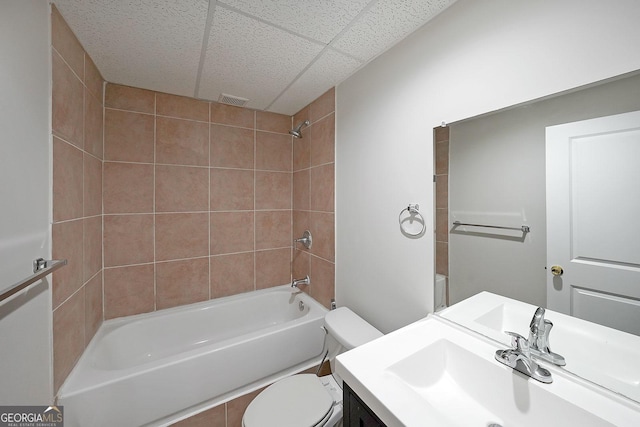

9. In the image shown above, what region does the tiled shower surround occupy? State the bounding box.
[50,7,336,412]
[292,91,336,309]
[102,85,296,317]
[51,5,105,393]
[101,84,336,318]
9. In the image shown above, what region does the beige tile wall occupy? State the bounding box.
[51,5,104,393]
[435,126,449,302]
[291,88,336,308]
[102,84,296,318]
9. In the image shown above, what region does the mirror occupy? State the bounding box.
[440,70,640,399]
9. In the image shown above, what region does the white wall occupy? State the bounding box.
[336,0,640,333]
[0,1,53,403]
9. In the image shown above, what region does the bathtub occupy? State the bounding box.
[57,285,328,426]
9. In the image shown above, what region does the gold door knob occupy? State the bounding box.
[551,265,564,276]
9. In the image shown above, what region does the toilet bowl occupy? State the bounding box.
[242,307,383,427]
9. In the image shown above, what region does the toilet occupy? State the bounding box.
[242,307,383,427]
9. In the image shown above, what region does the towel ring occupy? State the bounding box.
[399,204,426,237]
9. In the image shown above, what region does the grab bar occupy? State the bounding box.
[0,258,67,303]
[452,221,530,233]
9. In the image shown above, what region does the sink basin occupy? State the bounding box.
[439,292,640,402]
[336,316,640,427]
[387,338,611,426]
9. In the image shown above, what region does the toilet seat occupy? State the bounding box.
[243,374,334,427]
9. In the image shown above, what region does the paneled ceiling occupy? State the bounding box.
[53,0,456,115]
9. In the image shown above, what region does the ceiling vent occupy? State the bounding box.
[218,93,249,107]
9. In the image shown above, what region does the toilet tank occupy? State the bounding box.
[324,307,383,350]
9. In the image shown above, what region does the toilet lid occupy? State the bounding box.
[243,374,334,427]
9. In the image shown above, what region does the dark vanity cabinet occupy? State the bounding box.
[343,382,387,427]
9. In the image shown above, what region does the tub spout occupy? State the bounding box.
[291,275,310,288]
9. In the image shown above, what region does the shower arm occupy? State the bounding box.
[290,120,310,138]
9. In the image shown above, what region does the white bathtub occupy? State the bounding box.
[58,285,328,426]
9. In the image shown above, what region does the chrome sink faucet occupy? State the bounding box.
[495,331,553,383]
[291,275,310,288]
[528,307,566,366]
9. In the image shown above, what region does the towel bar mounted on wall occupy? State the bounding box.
[452,221,530,233]
[0,258,67,302]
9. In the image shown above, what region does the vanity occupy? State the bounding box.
[343,382,386,427]
[336,293,640,427]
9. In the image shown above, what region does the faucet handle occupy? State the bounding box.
[529,306,546,335]
[497,331,553,384]
[505,331,530,356]
[530,319,567,366]
[539,320,554,351]
[294,230,312,249]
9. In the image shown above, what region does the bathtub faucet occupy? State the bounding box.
[294,230,312,249]
[291,275,310,288]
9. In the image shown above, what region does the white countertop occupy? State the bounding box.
[336,315,640,427]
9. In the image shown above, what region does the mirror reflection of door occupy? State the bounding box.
[447,71,640,336]
[546,111,640,335]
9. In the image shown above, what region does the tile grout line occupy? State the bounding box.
[106,104,294,136]
[102,209,294,216]
[101,79,106,323]
[104,254,213,270]
[208,101,212,300]
[53,267,103,313]
[83,51,88,331]
[290,114,294,284]
[80,50,87,349]
[253,111,257,292]
[153,93,157,312]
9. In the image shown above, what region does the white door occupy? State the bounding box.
[546,110,640,335]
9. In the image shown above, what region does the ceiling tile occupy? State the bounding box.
[53,0,458,114]
[198,6,324,110]
[53,0,208,97]
[219,0,371,43]
[270,49,363,115]
[333,0,456,62]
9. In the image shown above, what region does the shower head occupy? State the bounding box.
[289,120,310,138]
